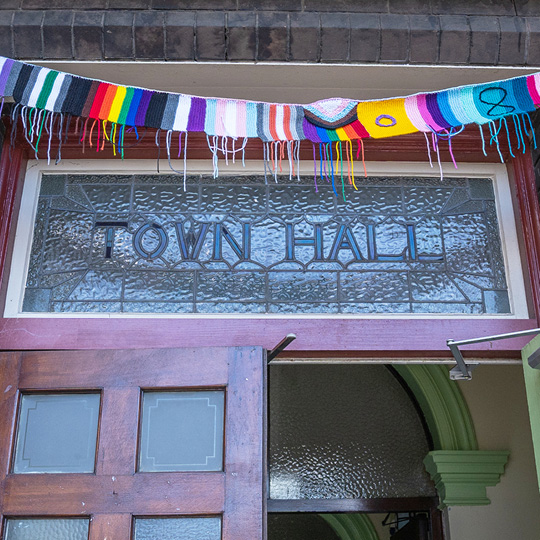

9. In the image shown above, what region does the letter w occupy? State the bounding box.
[174,222,210,260]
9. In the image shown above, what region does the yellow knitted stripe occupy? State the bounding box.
[335,127,350,141]
[357,97,419,139]
[108,86,127,123]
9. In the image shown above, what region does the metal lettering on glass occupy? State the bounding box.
[21,175,510,314]
[94,221,438,263]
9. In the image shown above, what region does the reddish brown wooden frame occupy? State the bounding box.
[0,347,266,540]
[0,122,538,358]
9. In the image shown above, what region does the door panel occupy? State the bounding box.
[0,347,265,540]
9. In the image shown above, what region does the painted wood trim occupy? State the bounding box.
[267,497,439,513]
[521,334,540,492]
[423,450,510,508]
[0,139,25,296]
[512,146,540,320]
[0,317,537,352]
[394,365,478,451]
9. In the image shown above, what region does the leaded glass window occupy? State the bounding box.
[269,364,436,499]
[20,173,510,315]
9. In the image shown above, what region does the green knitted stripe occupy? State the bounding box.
[35,71,58,110]
[117,87,134,126]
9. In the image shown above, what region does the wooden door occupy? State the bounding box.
[0,347,265,540]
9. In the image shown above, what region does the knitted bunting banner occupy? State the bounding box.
[0,55,538,190]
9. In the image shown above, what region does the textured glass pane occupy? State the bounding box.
[21,174,510,314]
[268,514,339,540]
[13,394,100,474]
[139,391,224,472]
[134,518,221,540]
[269,365,435,499]
[4,519,89,540]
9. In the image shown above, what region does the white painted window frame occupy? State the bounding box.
[3,158,529,319]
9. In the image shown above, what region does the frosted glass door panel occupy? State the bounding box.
[134,518,221,540]
[3,519,89,540]
[13,393,100,474]
[139,391,225,472]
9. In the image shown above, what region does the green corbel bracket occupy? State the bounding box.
[424,450,509,508]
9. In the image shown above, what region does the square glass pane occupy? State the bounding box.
[13,393,100,474]
[139,391,225,472]
[3,518,89,540]
[134,518,221,540]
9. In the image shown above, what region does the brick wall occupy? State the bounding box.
[0,0,539,65]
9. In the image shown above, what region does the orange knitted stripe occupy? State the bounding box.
[268,104,279,141]
[283,106,293,140]
[98,84,118,120]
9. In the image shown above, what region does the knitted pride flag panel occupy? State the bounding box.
[1,56,539,144]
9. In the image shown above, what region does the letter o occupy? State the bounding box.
[133,223,168,259]
[375,114,397,127]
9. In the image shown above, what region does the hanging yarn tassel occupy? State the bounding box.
[478,124,487,157]
[327,142,338,197]
[183,132,188,189]
[262,141,267,183]
[34,109,47,159]
[262,141,269,184]
[424,132,433,167]
[55,113,65,164]
[347,140,357,190]
[297,141,301,182]
[287,141,293,180]
[447,129,458,169]
[431,132,443,181]
[111,123,117,157]
[488,120,504,163]
[323,143,329,181]
[336,141,346,201]
[356,139,367,178]
[206,134,220,178]
[101,120,106,151]
[155,128,161,173]
[46,111,54,164]
[345,140,351,185]
[165,129,183,174]
[318,143,323,183]
[312,143,318,192]
[435,126,463,170]
[502,118,516,158]
[274,141,278,183]
[222,136,229,166]
[512,114,526,154]
[522,113,537,149]
[120,125,125,159]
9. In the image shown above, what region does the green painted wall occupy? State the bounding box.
[522,334,540,492]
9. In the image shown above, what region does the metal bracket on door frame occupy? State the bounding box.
[447,328,540,380]
[267,334,297,363]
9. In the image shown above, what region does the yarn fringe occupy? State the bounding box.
[3,106,535,194]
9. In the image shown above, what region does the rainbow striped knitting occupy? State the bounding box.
[0,55,538,185]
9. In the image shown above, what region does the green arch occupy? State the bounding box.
[320,514,379,540]
[394,364,478,451]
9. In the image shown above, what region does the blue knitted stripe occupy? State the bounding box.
[204,98,217,136]
[436,91,461,128]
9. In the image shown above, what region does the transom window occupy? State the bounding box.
[5,161,527,318]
